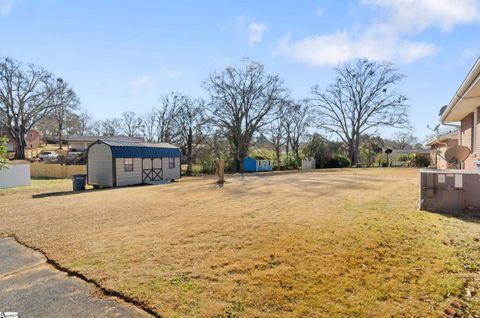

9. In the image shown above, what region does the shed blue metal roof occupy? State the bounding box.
[97,139,181,158]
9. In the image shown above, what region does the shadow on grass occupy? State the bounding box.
[31,181,176,199]
[32,188,109,198]
[423,209,480,224]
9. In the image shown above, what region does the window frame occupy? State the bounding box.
[168,157,175,169]
[124,158,134,172]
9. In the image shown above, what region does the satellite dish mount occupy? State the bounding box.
[444,145,471,170]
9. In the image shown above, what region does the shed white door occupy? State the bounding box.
[142,158,163,182]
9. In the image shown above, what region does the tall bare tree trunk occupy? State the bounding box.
[58,122,63,149]
[14,129,26,160]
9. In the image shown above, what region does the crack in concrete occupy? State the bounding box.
[0,235,160,318]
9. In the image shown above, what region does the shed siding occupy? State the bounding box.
[115,158,142,186]
[162,157,181,180]
[88,143,113,187]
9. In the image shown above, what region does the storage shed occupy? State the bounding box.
[87,139,181,187]
[243,156,272,172]
[301,158,316,170]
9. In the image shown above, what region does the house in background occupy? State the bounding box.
[383,148,430,167]
[243,156,272,172]
[420,56,480,213]
[440,56,480,170]
[25,129,44,149]
[0,128,44,151]
[87,139,181,187]
[426,131,459,169]
[67,135,144,152]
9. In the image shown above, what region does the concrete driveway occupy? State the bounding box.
[0,237,152,318]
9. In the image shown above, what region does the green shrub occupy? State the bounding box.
[283,154,301,170]
[325,155,351,168]
[414,155,430,168]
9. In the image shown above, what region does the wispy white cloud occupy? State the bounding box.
[0,0,16,16]
[276,28,440,66]
[234,15,268,47]
[277,0,479,66]
[361,0,480,32]
[314,6,324,17]
[247,22,268,47]
[160,67,183,80]
[128,75,153,97]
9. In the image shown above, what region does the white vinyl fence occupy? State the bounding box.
[301,159,316,170]
[0,164,31,189]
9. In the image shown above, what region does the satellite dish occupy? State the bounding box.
[445,145,471,165]
[438,105,448,116]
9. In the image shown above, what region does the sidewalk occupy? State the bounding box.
[0,237,152,318]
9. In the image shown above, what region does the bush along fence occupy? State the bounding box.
[30,163,86,179]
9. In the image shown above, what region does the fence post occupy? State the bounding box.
[215,159,224,184]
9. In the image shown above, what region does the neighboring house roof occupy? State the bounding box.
[441,56,480,123]
[68,135,144,143]
[426,131,459,146]
[94,139,181,158]
[383,148,428,154]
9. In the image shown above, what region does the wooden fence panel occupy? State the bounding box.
[30,163,86,179]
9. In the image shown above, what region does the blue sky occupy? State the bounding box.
[1,0,479,141]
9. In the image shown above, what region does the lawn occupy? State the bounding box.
[1,168,479,317]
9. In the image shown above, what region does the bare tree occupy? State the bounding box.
[90,120,103,136]
[64,112,82,137]
[265,101,289,170]
[155,93,180,143]
[101,118,122,136]
[121,111,143,137]
[283,100,312,158]
[141,110,158,142]
[141,95,179,143]
[266,119,286,170]
[36,115,57,139]
[78,109,91,136]
[51,78,80,149]
[311,59,409,165]
[390,131,419,150]
[172,94,208,175]
[0,57,59,159]
[204,61,287,172]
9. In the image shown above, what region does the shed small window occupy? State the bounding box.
[168,157,175,169]
[124,158,134,172]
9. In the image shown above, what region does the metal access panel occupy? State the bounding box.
[420,170,480,214]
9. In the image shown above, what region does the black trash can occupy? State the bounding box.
[72,174,87,191]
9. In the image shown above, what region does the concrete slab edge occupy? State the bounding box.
[0,234,161,318]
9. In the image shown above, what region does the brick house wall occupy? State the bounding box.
[24,129,42,149]
[460,109,479,170]
[431,138,459,170]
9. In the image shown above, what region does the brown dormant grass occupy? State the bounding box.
[1,168,479,317]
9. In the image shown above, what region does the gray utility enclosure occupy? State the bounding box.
[87,139,181,187]
[420,169,480,214]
